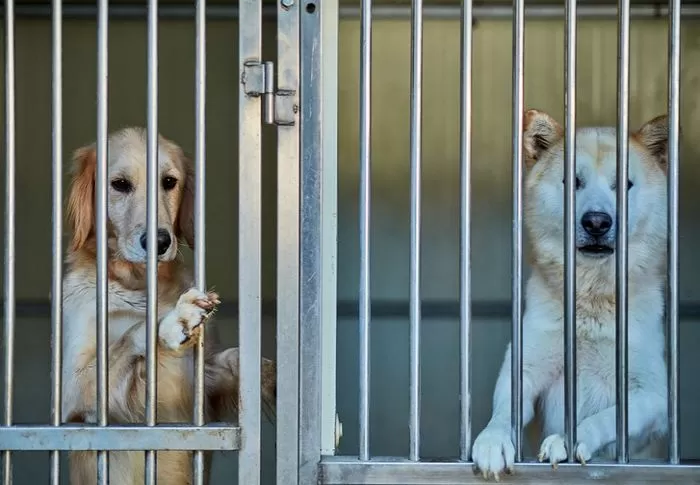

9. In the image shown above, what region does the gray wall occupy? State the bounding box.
[1,12,700,484]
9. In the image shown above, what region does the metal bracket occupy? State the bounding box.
[242,60,297,126]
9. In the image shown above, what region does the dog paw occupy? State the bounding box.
[538,434,591,467]
[538,434,568,467]
[160,288,220,350]
[573,442,591,464]
[471,426,515,481]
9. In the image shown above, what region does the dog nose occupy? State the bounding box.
[140,229,172,256]
[581,211,612,237]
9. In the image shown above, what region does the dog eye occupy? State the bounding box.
[162,176,178,191]
[111,178,133,193]
[562,176,583,190]
[612,180,634,190]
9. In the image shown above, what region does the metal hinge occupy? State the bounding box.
[241,60,296,126]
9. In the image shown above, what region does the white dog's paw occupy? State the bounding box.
[471,426,515,481]
[159,288,220,350]
[573,442,592,464]
[538,434,591,467]
[538,434,568,467]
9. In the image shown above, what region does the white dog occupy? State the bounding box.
[471,109,671,480]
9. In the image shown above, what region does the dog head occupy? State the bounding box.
[523,109,669,276]
[67,127,194,263]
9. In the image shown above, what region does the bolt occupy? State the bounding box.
[281,0,294,8]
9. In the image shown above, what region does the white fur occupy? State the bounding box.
[471,110,670,481]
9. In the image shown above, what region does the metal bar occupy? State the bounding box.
[0,425,241,451]
[318,458,700,485]
[193,0,207,482]
[510,0,525,463]
[299,0,324,482]
[95,0,110,479]
[320,0,341,458]
[276,0,301,482]
[340,4,700,18]
[145,0,159,480]
[563,0,577,461]
[358,0,373,464]
[7,3,700,19]
[667,0,681,465]
[459,0,473,463]
[50,0,63,480]
[2,0,16,479]
[408,0,423,464]
[615,0,630,464]
[238,0,263,484]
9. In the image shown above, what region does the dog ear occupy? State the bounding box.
[635,114,671,170]
[66,144,97,251]
[523,109,563,169]
[176,151,196,249]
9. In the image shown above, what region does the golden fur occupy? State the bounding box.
[61,127,276,485]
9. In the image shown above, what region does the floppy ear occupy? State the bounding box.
[66,144,97,251]
[176,152,195,249]
[523,109,563,169]
[634,114,670,170]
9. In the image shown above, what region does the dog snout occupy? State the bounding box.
[139,229,173,256]
[581,211,612,237]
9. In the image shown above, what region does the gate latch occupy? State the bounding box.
[241,60,296,126]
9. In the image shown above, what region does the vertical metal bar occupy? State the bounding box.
[320,0,340,458]
[238,0,262,484]
[615,0,630,464]
[2,0,15,479]
[277,0,301,482]
[408,0,423,464]
[299,0,324,482]
[459,0,473,463]
[193,0,207,482]
[563,0,577,463]
[145,0,159,480]
[50,0,63,481]
[358,0,373,463]
[667,0,681,465]
[510,0,525,463]
[95,0,110,480]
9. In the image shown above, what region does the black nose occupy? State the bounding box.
[581,211,613,237]
[140,229,172,256]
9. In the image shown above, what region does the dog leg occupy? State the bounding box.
[538,389,667,465]
[66,288,219,424]
[205,348,277,423]
[472,339,556,481]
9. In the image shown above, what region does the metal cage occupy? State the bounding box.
[0,0,698,484]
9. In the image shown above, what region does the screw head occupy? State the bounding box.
[281,0,294,7]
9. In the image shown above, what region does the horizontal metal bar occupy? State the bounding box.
[4,3,700,19]
[10,299,700,319]
[0,425,240,451]
[319,457,700,485]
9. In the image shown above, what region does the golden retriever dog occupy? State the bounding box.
[61,127,276,485]
[472,110,670,480]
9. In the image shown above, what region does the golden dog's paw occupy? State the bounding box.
[160,288,220,350]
